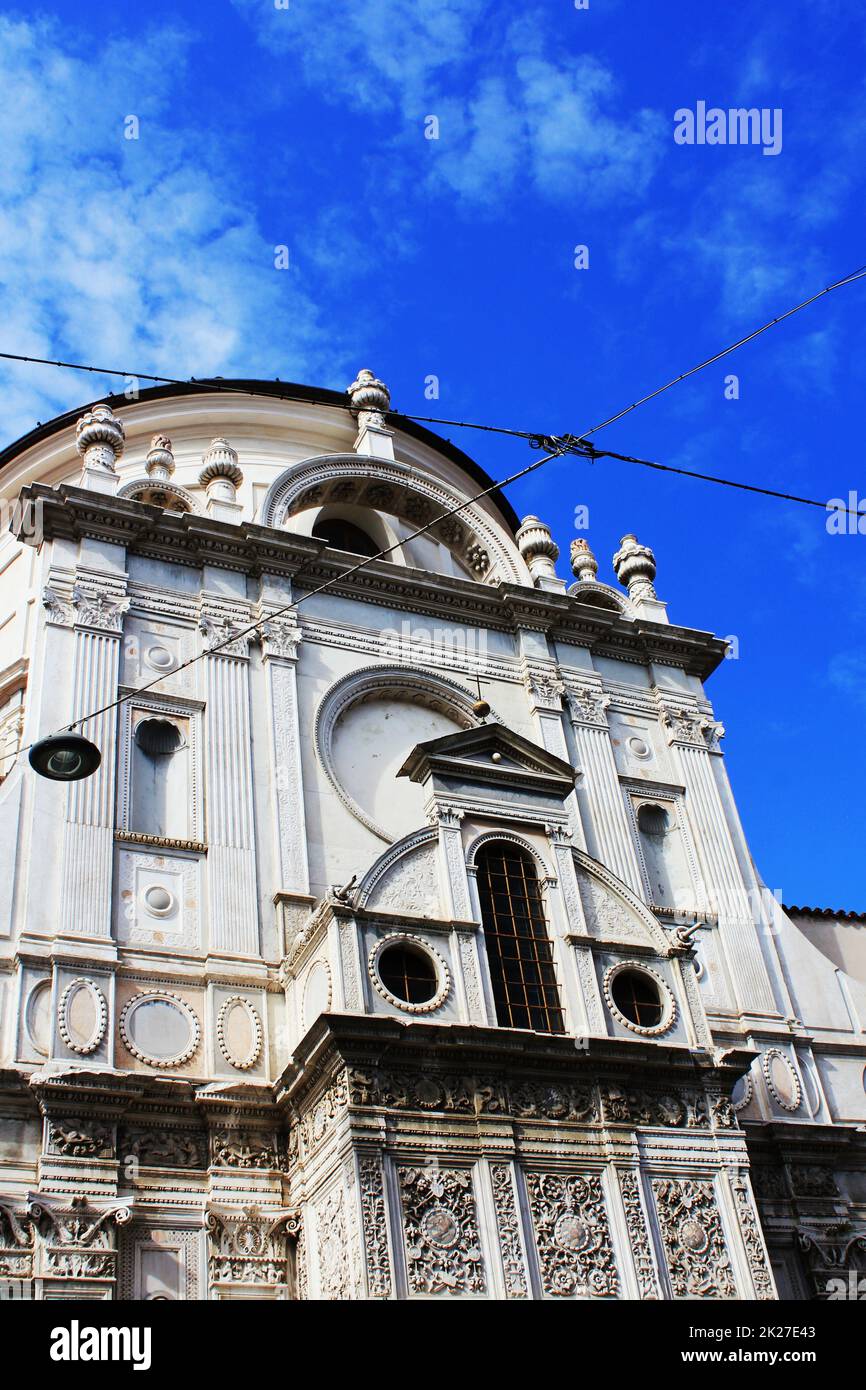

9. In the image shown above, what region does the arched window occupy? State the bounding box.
[476,843,564,1033]
[312,517,379,556]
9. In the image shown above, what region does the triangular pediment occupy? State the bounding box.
[397,723,576,797]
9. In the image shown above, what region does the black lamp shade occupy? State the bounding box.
[29,733,102,781]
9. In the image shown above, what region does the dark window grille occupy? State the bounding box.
[610,969,663,1028]
[476,844,564,1034]
[377,943,437,1004]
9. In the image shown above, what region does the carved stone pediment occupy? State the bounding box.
[397,723,576,800]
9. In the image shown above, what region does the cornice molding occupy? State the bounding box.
[15,484,728,677]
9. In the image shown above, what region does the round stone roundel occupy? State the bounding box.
[120,991,200,1068]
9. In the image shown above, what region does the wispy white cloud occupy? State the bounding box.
[0,16,342,445]
[234,0,665,209]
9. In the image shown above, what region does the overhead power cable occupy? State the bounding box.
[4,259,866,762]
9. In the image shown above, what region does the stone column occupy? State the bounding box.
[58,578,129,942]
[566,683,644,895]
[660,701,778,1016]
[258,600,308,896]
[200,600,259,957]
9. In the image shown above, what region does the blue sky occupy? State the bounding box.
[1,0,864,907]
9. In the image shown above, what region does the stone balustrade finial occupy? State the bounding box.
[613,533,657,601]
[145,435,175,483]
[570,537,598,582]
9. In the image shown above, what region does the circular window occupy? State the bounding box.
[135,718,184,756]
[604,962,676,1036]
[368,934,450,1014]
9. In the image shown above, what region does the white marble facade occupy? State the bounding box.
[0,371,862,1301]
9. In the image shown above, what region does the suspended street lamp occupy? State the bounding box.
[28,733,101,782]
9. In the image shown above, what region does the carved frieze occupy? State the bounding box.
[211,1130,284,1171]
[0,1203,34,1281]
[120,1127,208,1170]
[651,1178,737,1299]
[602,1084,708,1129]
[397,1166,486,1296]
[48,1120,114,1161]
[525,1172,618,1298]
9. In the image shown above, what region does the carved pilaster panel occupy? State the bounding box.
[315,1185,352,1300]
[618,1171,661,1299]
[397,1165,486,1297]
[651,1178,737,1299]
[525,1171,618,1298]
[732,1174,776,1300]
[359,1154,393,1299]
[490,1163,528,1298]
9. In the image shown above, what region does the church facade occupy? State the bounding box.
[0,371,863,1300]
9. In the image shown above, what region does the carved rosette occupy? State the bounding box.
[359,1155,393,1298]
[618,1172,660,1299]
[651,1178,737,1299]
[398,1166,486,1296]
[490,1164,528,1298]
[525,1172,618,1298]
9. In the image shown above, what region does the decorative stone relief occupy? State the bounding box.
[339,920,362,1010]
[522,663,566,710]
[731,1175,775,1299]
[211,1130,283,1171]
[28,1195,132,1283]
[397,1166,486,1296]
[363,837,440,917]
[577,871,646,943]
[71,583,130,633]
[0,1202,34,1280]
[651,1179,737,1299]
[57,977,108,1056]
[525,1172,618,1298]
[216,996,264,1071]
[316,1186,351,1300]
[457,933,484,1020]
[574,946,606,1032]
[618,1172,660,1299]
[602,1084,708,1129]
[116,849,200,952]
[120,1127,208,1170]
[490,1164,528,1298]
[566,686,610,728]
[358,1155,392,1298]
[48,1120,114,1161]
[207,1206,299,1290]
